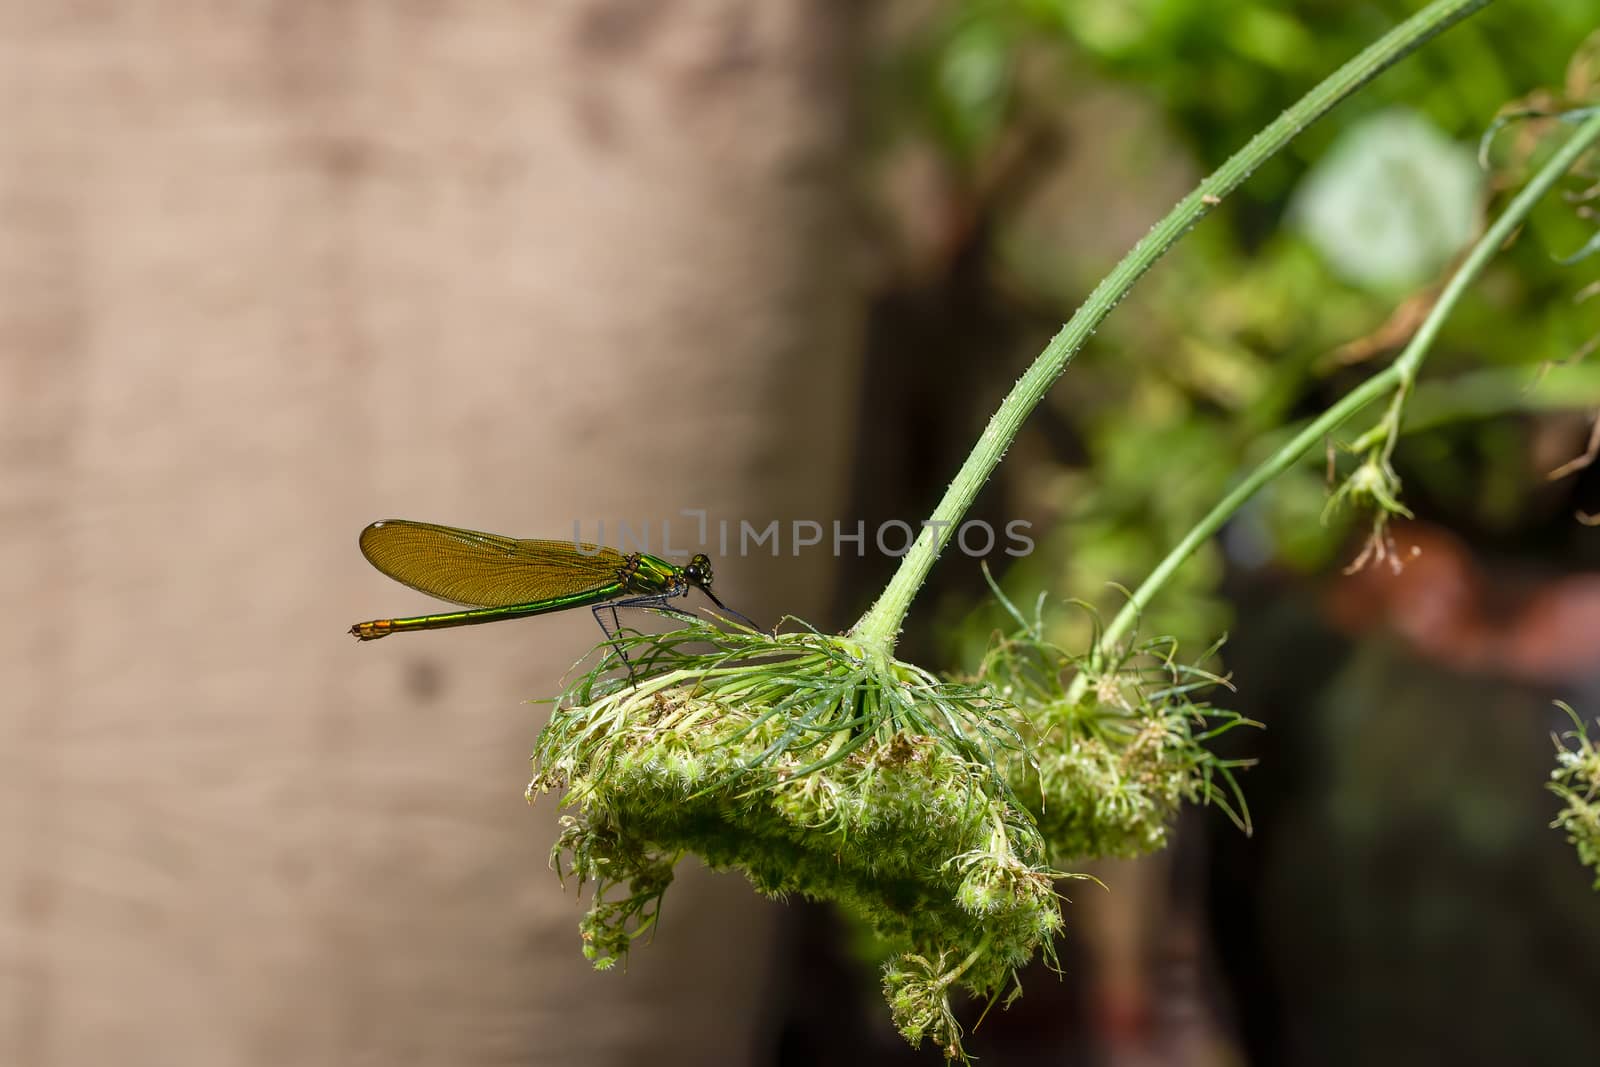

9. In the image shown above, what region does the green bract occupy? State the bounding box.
[979,580,1256,864]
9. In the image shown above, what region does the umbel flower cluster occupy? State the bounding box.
[1549,704,1600,888]
[528,612,1248,1059]
[978,588,1253,865]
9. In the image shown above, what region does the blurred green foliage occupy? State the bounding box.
[873,2,1600,660]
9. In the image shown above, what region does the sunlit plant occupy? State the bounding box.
[1550,703,1600,888]
[525,2,1600,1058]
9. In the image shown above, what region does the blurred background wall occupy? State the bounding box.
[1,4,862,1065]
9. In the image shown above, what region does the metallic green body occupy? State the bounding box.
[353,551,685,639]
[349,519,736,643]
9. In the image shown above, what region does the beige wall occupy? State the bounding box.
[1,4,861,1064]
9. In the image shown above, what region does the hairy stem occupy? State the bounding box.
[849,0,1497,652]
[1075,106,1600,696]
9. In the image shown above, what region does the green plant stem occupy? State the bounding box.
[1072,106,1600,699]
[1252,361,1600,455]
[849,0,1496,653]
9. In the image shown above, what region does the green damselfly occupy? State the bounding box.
[349,520,753,651]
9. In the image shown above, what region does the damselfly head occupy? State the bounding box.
[684,553,714,590]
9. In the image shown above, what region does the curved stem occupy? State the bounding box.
[849,0,1496,652]
[1073,106,1600,697]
